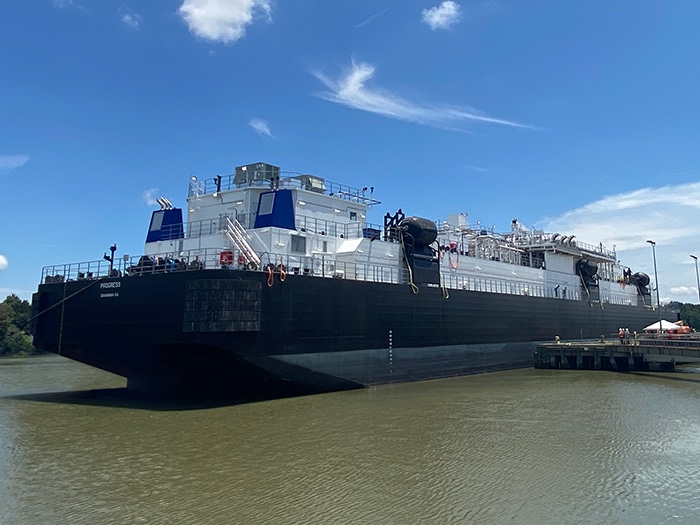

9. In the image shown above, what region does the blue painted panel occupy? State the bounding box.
[146,208,184,243]
[254,190,296,230]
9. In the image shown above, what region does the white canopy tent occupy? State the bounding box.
[643,320,681,332]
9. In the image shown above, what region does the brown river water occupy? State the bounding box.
[1,355,700,525]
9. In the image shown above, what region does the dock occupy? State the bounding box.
[534,337,700,372]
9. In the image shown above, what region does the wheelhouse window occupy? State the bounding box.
[259,193,275,215]
[291,235,306,254]
[149,211,164,231]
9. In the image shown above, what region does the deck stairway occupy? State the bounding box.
[224,216,261,269]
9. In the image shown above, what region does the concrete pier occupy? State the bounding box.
[534,337,700,372]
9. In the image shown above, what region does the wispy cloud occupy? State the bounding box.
[178,0,272,44]
[249,118,274,138]
[312,58,532,131]
[356,8,389,29]
[542,181,700,304]
[0,154,30,177]
[472,0,504,16]
[142,188,159,206]
[53,0,83,10]
[53,0,74,9]
[120,6,143,30]
[422,1,462,30]
[0,255,7,271]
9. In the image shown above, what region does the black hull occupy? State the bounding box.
[31,270,663,394]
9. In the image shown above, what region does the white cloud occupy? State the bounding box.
[249,118,273,138]
[178,0,272,43]
[142,188,159,206]
[0,255,7,271]
[53,0,83,10]
[356,8,389,29]
[312,58,532,131]
[671,285,696,297]
[422,1,462,30]
[121,12,143,30]
[0,154,30,176]
[541,181,700,305]
[53,0,74,9]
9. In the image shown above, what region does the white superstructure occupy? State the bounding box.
[133,162,650,308]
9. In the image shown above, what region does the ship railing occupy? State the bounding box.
[155,216,240,241]
[119,249,227,275]
[40,248,229,282]
[151,217,223,242]
[191,171,381,206]
[576,240,615,259]
[439,273,583,300]
[599,292,645,307]
[295,215,383,240]
[506,235,616,260]
[218,212,384,240]
[440,273,647,305]
[40,249,407,285]
[41,259,120,283]
[152,214,261,242]
[183,217,226,239]
[40,250,645,307]
[160,212,385,244]
[229,212,383,242]
[256,253,635,302]
[255,252,406,283]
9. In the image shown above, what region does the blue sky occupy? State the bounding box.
[2,0,700,304]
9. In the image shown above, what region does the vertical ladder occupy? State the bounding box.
[224,216,261,269]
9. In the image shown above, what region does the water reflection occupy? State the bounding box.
[1,356,700,524]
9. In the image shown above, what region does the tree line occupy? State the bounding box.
[0,294,37,356]
[668,302,700,331]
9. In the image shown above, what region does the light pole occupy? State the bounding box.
[691,255,700,303]
[647,240,662,333]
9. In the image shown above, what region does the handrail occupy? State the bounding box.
[224,217,261,268]
[155,213,385,243]
[39,249,644,307]
[191,171,381,206]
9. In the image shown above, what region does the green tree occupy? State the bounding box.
[668,301,700,331]
[0,325,34,355]
[0,295,37,355]
[0,302,12,333]
[3,294,30,332]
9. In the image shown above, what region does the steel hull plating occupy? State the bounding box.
[31,270,662,394]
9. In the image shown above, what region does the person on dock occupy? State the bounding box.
[624,328,630,345]
[618,328,625,345]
